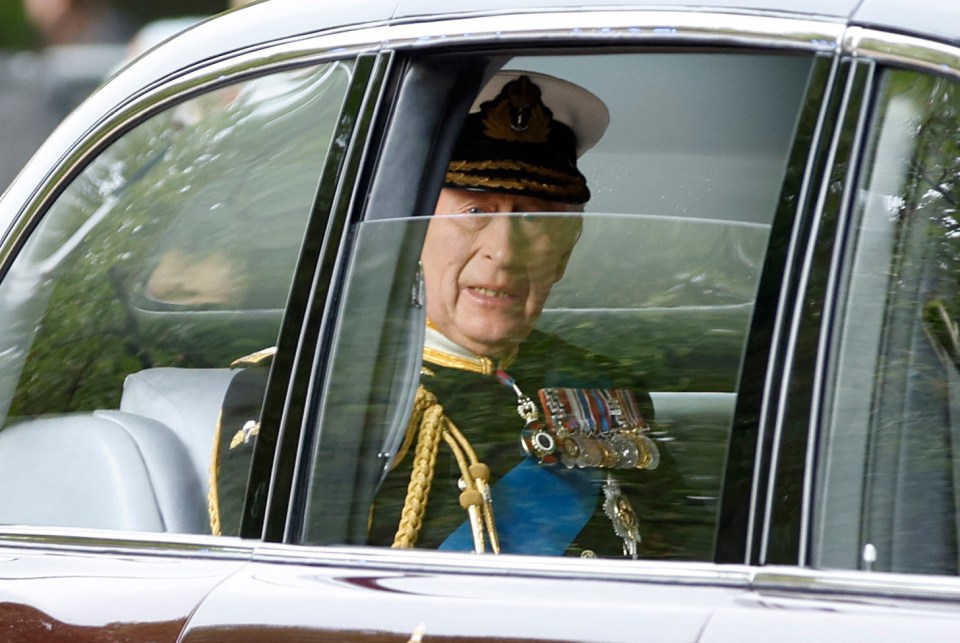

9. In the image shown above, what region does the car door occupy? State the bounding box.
[793,20,960,602]
[177,10,851,641]
[696,17,960,643]
[0,33,369,639]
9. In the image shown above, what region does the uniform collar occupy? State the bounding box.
[423,322,517,375]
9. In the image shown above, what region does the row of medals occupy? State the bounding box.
[517,397,660,471]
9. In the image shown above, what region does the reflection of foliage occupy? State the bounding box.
[902,76,960,214]
[860,71,960,574]
[875,71,960,385]
[555,217,768,309]
[10,63,348,416]
[547,217,768,391]
[896,72,960,344]
[542,305,751,392]
[10,113,182,415]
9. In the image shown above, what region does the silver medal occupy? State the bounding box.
[602,475,640,559]
[608,433,639,469]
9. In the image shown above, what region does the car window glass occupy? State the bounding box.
[0,60,353,535]
[302,51,814,560]
[817,68,960,574]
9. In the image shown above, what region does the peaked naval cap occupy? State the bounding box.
[443,71,610,205]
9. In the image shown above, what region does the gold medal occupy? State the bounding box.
[560,436,581,469]
[575,435,604,468]
[598,440,619,468]
[631,432,660,470]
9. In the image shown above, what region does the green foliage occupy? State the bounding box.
[113,0,229,24]
[7,62,349,417]
[848,70,960,573]
[0,1,37,49]
[0,2,231,50]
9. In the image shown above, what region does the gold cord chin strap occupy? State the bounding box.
[392,384,499,553]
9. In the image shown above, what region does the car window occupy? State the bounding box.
[817,67,960,574]
[301,51,815,560]
[0,60,354,535]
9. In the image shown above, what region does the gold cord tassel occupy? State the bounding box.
[392,385,499,552]
[469,463,499,554]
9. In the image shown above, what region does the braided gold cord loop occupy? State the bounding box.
[391,384,499,552]
[391,383,437,472]
[442,422,500,553]
[392,389,444,548]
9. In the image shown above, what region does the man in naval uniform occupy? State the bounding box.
[211,71,685,557]
[365,71,681,558]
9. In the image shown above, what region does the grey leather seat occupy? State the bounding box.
[0,410,207,532]
[0,367,238,534]
[119,367,237,499]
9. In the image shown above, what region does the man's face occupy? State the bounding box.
[421,188,581,358]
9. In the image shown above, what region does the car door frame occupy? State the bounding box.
[263,9,850,562]
[784,27,960,576]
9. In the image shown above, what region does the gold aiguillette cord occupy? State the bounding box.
[393,385,499,553]
[444,428,499,554]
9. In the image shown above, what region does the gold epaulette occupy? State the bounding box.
[230,346,276,368]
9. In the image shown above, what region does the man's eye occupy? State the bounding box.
[466,207,483,214]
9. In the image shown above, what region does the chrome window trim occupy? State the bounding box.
[8,530,960,604]
[759,60,873,566]
[0,527,254,560]
[251,546,960,602]
[748,55,841,565]
[803,60,875,570]
[845,27,960,81]
[383,11,844,52]
[756,566,960,603]
[253,543,755,587]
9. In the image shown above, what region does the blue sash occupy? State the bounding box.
[439,459,601,555]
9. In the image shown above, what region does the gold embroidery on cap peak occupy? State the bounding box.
[447,159,577,182]
[443,171,586,198]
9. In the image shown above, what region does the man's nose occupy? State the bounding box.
[478,216,528,267]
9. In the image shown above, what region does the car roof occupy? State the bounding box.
[39,0,859,141]
[144,0,958,85]
[76,0,960,153]
[853,0,960,46]
[7,0,960,219]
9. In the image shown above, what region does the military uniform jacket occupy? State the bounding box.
[367,329,684,558]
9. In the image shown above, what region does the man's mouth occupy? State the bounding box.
[471,286,510,298]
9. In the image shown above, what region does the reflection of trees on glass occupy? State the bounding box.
[874,72,960,398]
[860,71,960,575]
[9,108,188,416]
[547,217,768,392]
[890,73,960,362]
[9,63,348,416]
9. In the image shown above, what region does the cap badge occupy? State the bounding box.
[481,75,551,143]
